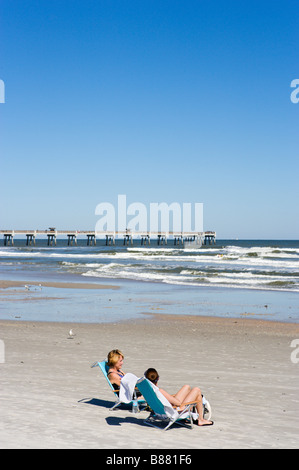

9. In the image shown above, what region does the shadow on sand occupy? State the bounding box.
[78,397,149,427]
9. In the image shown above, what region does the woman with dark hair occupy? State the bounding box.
[144,367,213,426]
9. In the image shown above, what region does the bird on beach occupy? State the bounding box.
[68,329,75,339]
[24,284,42,291]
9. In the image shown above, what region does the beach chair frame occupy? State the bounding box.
[91,361,145,411]
[136,377,200,431]
[202,396,212,421]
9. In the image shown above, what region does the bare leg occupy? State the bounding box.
[183,387,213,426]
[173,384,191,403]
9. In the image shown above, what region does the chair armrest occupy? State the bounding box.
[173,400,200,409]
[183,400,201,406]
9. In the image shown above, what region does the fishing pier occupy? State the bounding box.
[0,229,216,247]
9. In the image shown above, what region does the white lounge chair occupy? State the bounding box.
[136,376,201,430]
[91,361,146,411]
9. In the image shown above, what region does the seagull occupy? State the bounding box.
[24,285,30,290]
[68,329,75,339]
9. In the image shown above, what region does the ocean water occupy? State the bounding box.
[0,238,299,324]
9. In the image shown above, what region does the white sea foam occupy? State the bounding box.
[1,241,299,292]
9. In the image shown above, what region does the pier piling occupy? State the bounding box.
[3,232,14,246]
[47,231,57,246]
[140,234,150,246]
[105,234,115,246]
[157,234,167,246]
[67,232,77,246]
[86,234,96,246]
[204,232,216,244]
[26,232,36,246]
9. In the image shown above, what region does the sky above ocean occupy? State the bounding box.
[0,1,298,239]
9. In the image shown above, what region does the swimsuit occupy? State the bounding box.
[108,370,125,394]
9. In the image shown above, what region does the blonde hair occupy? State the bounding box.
[107,349,124,367]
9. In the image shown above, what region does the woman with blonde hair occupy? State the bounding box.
[107,349,125,391]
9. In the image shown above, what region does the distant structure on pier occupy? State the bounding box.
[0,228,216,247]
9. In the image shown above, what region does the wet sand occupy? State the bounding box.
[0,280,120,290]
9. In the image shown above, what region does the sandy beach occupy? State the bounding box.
[1,309,298,449]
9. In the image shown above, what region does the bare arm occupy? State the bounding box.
[108,370,125,386]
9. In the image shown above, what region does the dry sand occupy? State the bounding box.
[0,313,298,449]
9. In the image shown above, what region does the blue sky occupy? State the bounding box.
[1,0,298,238]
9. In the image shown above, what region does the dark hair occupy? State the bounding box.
[145,368,159,384]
